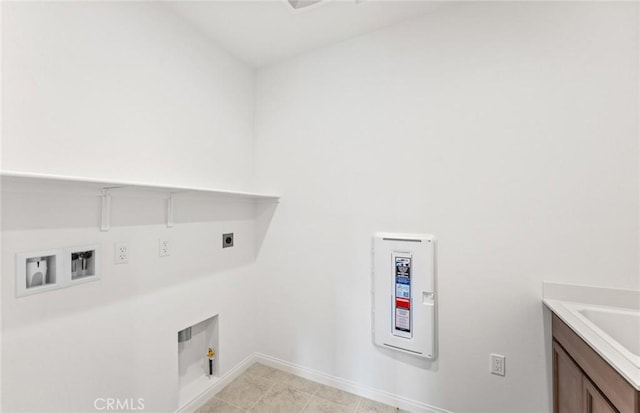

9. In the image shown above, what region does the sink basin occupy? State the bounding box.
[566,302,640,369]
[578,306,640,357]
[542,283,640,389]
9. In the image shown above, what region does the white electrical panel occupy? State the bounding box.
[372,233,436,359]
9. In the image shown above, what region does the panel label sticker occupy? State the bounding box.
[393,254,412,337]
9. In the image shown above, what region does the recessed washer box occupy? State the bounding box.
[65,244,101,284]
[16,249,63,297]
[16,244,102,297]
[372,233,436,359]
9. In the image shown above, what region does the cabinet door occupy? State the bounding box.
[553,340,584,413]
[583,377,618,413]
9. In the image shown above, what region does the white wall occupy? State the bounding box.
[1,2,265,412]
[1,1,255,191]
[0,1,4,404]
[2,2,639,413]
[253,3,639,412]
[1,195,266,412]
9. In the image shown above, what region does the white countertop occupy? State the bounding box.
[543,282,640,390]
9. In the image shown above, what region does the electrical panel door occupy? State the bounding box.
[372,233,435,359]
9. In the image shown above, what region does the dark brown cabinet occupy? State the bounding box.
[552,314,640,413]
[584,377,617,413]
[554,340,584,412]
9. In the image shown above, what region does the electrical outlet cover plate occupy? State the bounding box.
[114,243,129,264]
[490,353,505,376]
[159,239,170,257]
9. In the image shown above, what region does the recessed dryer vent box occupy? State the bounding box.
[372,233,436,360]
[16,249,63,297]
[66,244,101,284]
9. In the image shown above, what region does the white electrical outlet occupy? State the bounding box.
[490,353,505,376]
[159,239,170,257]
[114,243,129,264]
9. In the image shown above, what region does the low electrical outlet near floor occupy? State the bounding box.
[159,239,170,257]
[490,353,505,376]
[114,243,129,264]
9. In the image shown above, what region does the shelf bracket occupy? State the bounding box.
[100,189,111,232]
[167,193,174,228]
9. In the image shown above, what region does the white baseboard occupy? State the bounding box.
[176,352,451,413]
[253,353,452,413]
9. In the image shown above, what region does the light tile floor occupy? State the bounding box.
[196,363,410,413]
